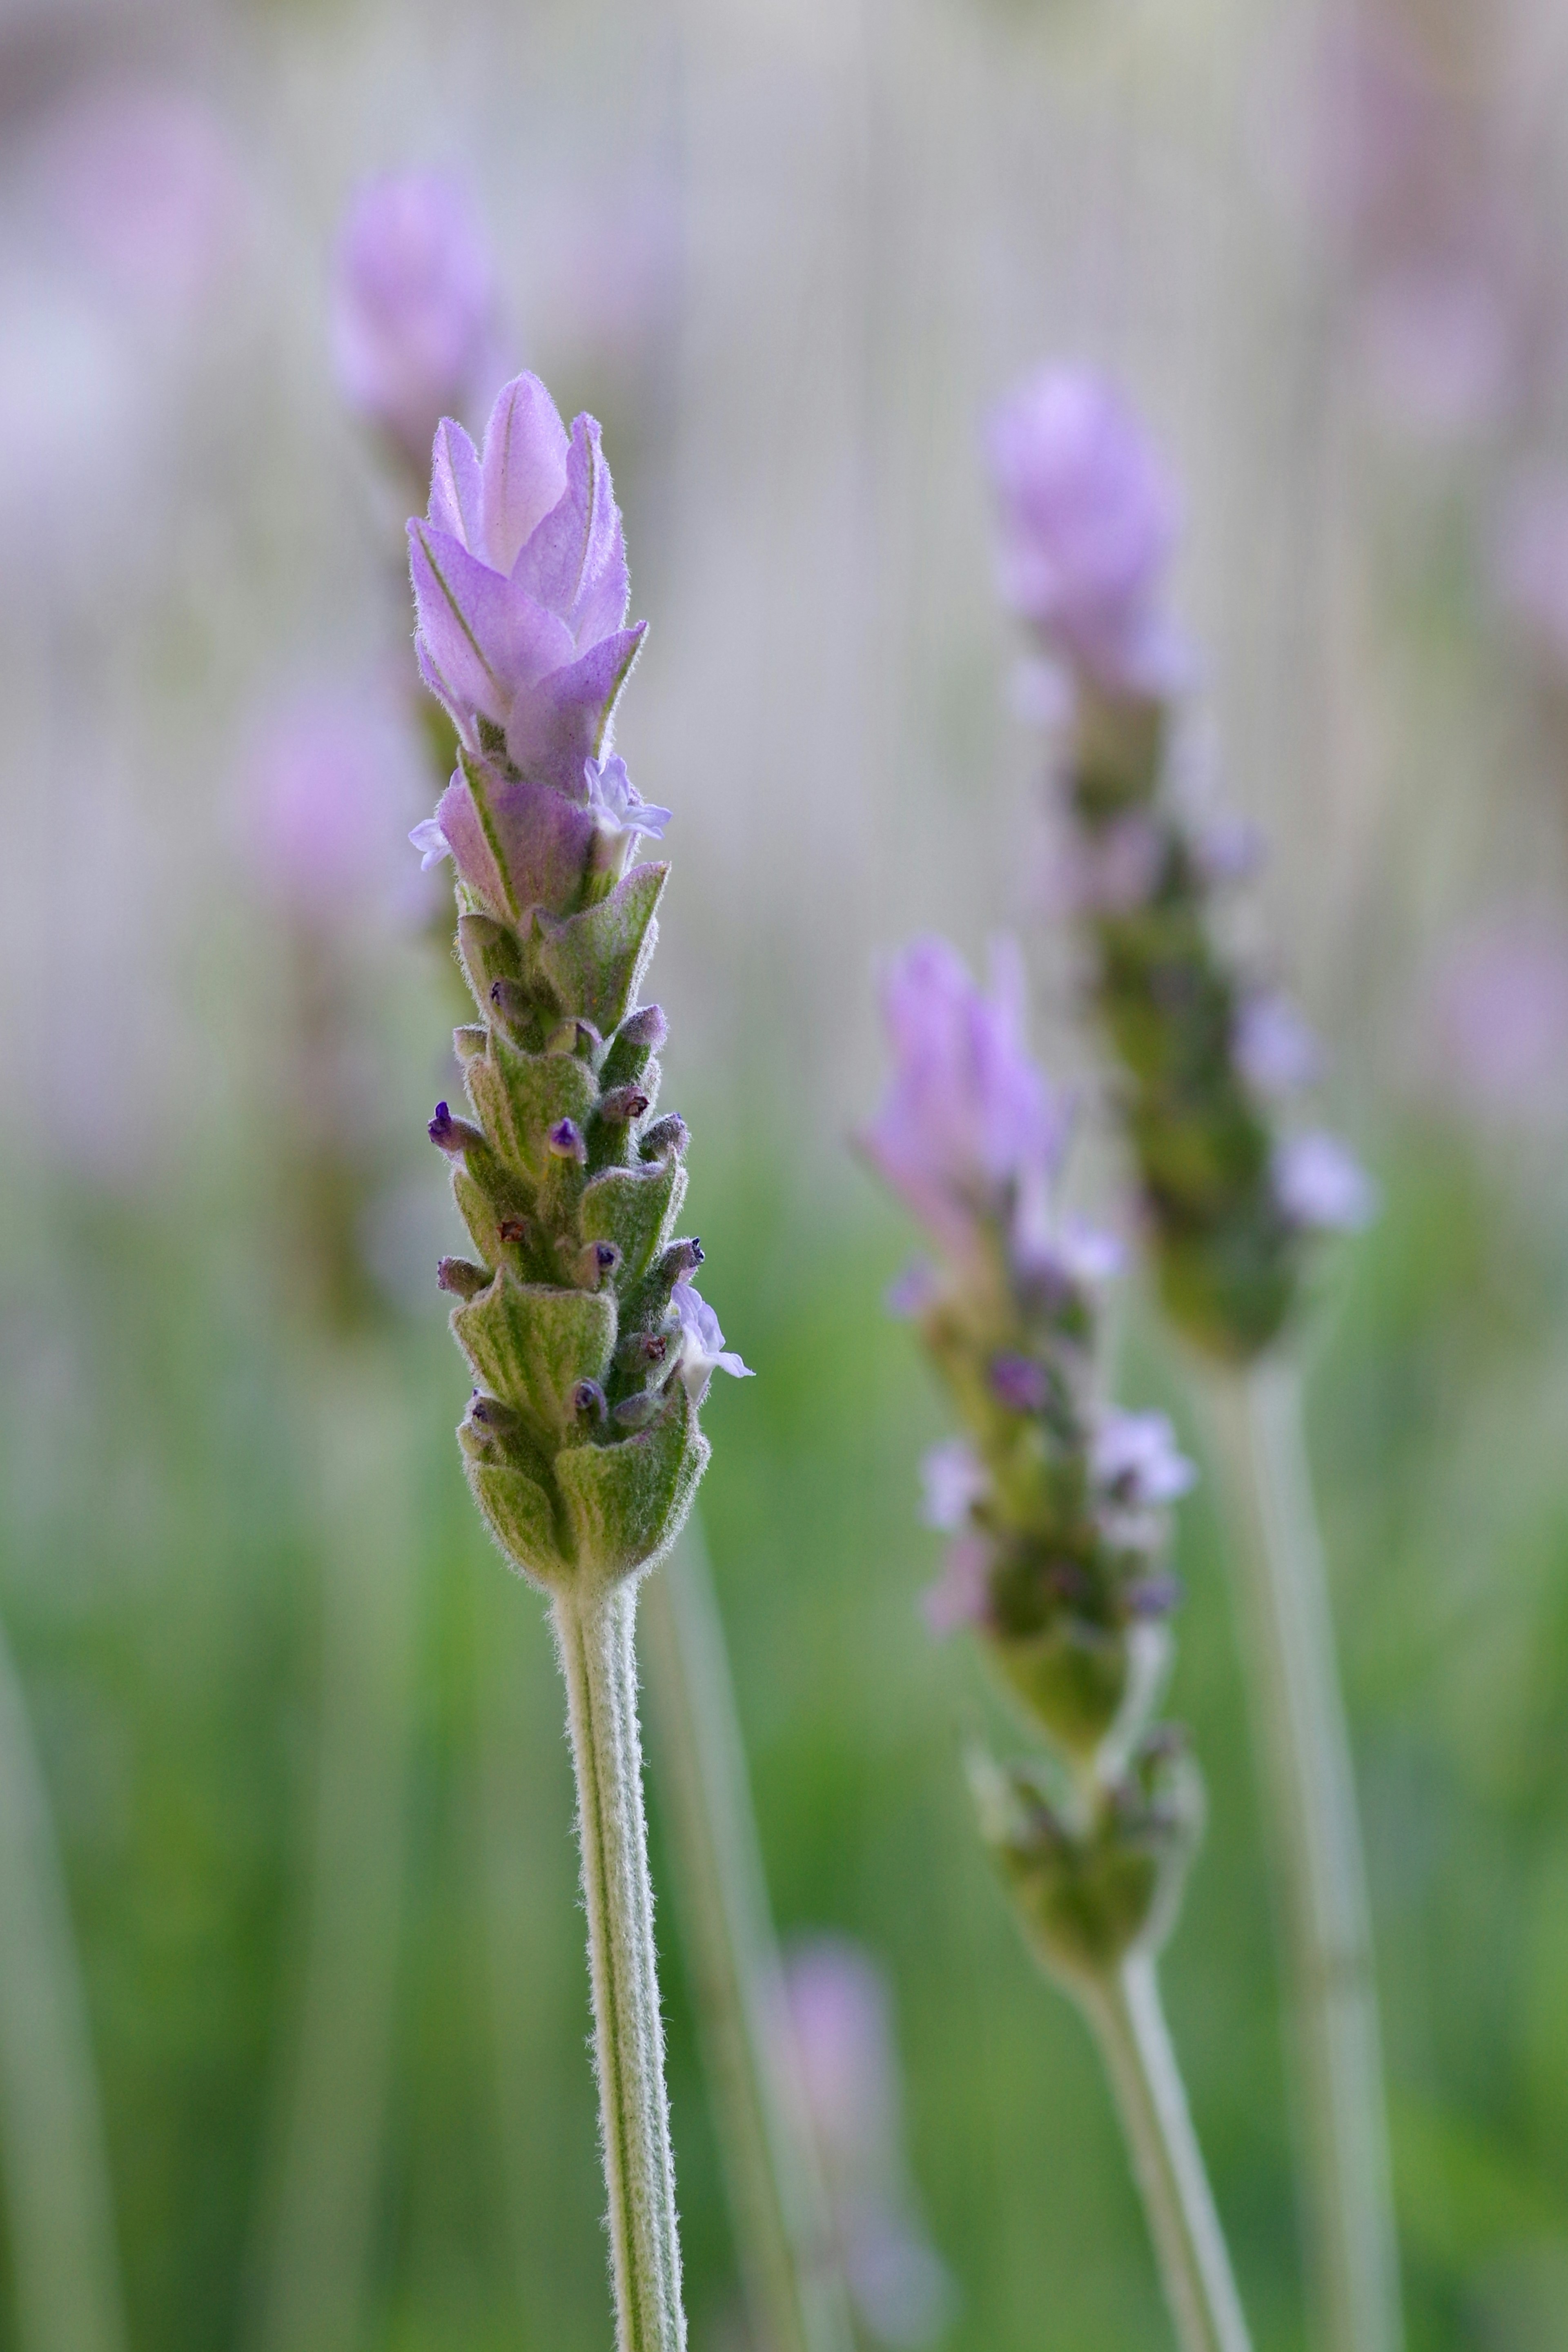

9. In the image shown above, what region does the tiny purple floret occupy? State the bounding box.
[671,1281,754,1405]
[1274,1131,1379,1232]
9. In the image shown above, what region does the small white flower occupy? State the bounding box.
[671,1281,753,1405]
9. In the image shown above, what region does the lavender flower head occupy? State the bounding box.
[986,367,1183,697]
[334,172,499,473]
[861,936,1063,1269]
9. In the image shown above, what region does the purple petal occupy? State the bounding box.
[922,1534,993,1637]
[409,815,452,869]
[1274,1132,1379,1232]
[513,413,628,646]
[487,775,600,913]
[504,621,647,795]
[479,373,570,571]
[428,418,484,546]
[409,520,575,726]
[433,768,512,915]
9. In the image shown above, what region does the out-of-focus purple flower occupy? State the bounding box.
[1093,1410,1196,1506]
[885,1261,940,1319]
[986,367,1183,697]
[1274,1132,1379,1232]
[1490,466,1568,672]
[1425,915,1568,1127]
[1050,812,1164,917]
[409,374,644,793]
[921,1535,993,1639]
[238,680,424,920]
[1358,265,1515,441]
[33,80,251,318]
[774,1939,956,2348]
[671,1282,753,1405]
[334,172,499,471]
[1234,992,1323,1097]
[863,935,1064,1267]
[1191,816,1266,886]
[920,1439,985,1532]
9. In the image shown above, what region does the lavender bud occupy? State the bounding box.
[573,1379,608,1423]
[429,1099,485,1157]
[576,1239,623,1290]
[618,1004,669,1052]
[990,1353,1049,1412]
[599,1085,651,1125]
[639,1114,688,1162]
[437,1256,490,1299]
[548,1118,587,1164]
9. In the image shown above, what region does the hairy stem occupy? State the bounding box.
[1080,1955,1252,2352]
[1205,1355,1402,2352]
[641,1524,855,2352]
[0,1605,126,2352]
[554,1578,686,2352]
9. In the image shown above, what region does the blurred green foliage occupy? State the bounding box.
[2,1073,1567,2351]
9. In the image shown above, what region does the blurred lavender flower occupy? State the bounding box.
[986,368,1183,697]
[919,1439,985,1531]
[1234,993,1323,1098]
[774,1939,955,2350]
[1274,1132,1379,1233]
[33,79,252,319]
[860,936,1063,1267]
[1425,915,1568,1127]
[1092,1410,1197,1512]
[1490,467,1568,673]
[237,678,427,922]
[334,172,500,473]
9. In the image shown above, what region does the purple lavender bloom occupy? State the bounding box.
[1274,1132,1379,1232]
[1425,914,1568,1127]
[239,679,424,920]
[921,1535,993,1639]
[409,374,644,795]
[863,936,1064,1267]
[986,367,1183,697]
[1091,1410,1197,1510]
[584,753,672,846]
[1234,992,1323,1097]
[919,1439,985,1532]
[775,1939,955,2348]
[1490,466,1568,672]
[334,172,499,472]
[671,1281,754,1405]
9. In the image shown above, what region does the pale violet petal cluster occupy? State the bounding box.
[986,367,1185,697]
[410,375,642,790]
[1274,1132,1380,1233]
[862,936,1064,1265]
[672,1281,753,1405]
[334,172,498,471]
[586,753,672,846]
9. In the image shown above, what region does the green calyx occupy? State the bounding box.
[973,1733,1203,1987]
[438,862,709,1590]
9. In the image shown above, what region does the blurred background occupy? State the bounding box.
[3,0,1568,2346]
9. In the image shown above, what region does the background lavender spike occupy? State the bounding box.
[863,933,1250,2352]
[989,363,1400,2352]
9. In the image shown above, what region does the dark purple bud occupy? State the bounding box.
[657,1238,704,1285]
[548,1118,586,1163]
[639,1333,668,1365]
[573,1379,608,1422]
[639,1113,688,1161]
[991,1352,1049,1412]
[618,1003,668,1052]
[599,1085,650,1124]
[429,1100,485,1157]
[437,1256,490,1299]
[575,1238,623,1289]
[1125,1574,1184,1619]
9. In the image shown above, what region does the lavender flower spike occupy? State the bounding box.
[334,173,499,474]
[866,930,1250,2352]
[412,376,746,2352]
[409,374,645,797]
[861,935,1063,1267]
[987,368,1184,698]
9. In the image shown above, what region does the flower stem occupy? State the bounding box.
[1079,1955,1252,2352]
[1204,1355,1402,2352]
[0,1604,126,2352]
[554,1577,686,2352]
[641,1524,855,2352]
